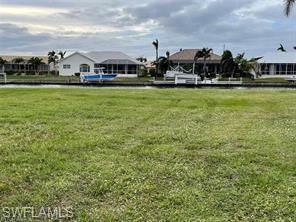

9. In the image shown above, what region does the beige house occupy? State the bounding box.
[169,49,222,74]
[0,55,52,73]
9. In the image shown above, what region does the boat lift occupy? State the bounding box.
[174,74,243,85]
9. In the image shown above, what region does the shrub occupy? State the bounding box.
[5,71,15,75]
[139,68,149,77]
[25,72,35,75]
[206,72,217,79]
[39,71,48,75]
[241,72,254,80]
[148,68,156,77]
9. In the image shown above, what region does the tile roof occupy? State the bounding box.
[169,49,222,63]
[0,55,49,64]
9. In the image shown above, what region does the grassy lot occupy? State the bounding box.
[0,89,295,221]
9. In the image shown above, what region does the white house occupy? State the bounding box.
[59,51,143,77]
[258,55,296,78]
[260,63,296,78]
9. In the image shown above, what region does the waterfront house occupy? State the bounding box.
[169,49,222,74]
[0,55,50,73]
[260,63,296,77]
[59,51,143,77]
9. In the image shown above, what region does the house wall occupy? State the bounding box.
[94,63,139,75]
[59,52,141,77]
[260,63,296,76]
[59,53,94,76]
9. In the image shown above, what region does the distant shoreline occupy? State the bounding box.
[1,81,296,89]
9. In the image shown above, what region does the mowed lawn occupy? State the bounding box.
[0,88,295,221]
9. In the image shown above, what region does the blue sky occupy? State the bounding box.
[1,0,296,61]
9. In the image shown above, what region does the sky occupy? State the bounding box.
[1,0,296,62]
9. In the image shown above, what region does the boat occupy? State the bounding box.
[80,68,117,82]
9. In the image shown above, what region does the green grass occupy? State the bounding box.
[6,75,79,81]
[245,78,289,83]
[0,89,295,221]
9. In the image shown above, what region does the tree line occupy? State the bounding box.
[0,50,66,75]
[148,39,262,80]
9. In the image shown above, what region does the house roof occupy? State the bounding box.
[61,51,142,65]
[84,51,142,65]
[0,55,49,64]
[61,52,95,63]
[169,49,222,64]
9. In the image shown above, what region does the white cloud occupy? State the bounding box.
[0,4,66,16]
[0,0,295,62]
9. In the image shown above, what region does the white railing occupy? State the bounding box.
[175,75,243,85]
[0,73,6,83]
[175,74,200,85]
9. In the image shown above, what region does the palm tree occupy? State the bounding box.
[248,57,264,78]
[166,51,170,58]
[152,39,159,77]
[13,57,25,73]
[58,51,67,60]
[166,51,170,69]
[234,53,263,75]
[28,57,43,75]
[0,57,7,73]
[136,57,147,63]
[285,0,295,16]
[194,48,213,80]
[48,51,59,75]
[154,51,170,76]
[221,50,263,78]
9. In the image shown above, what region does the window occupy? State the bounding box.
[261,64,270,75]
[275,64,281,75]
[128,65,137,74]
[287,64,293,75]
[118,65,125,74]
[80,64,90,73]
[63,64,71,69]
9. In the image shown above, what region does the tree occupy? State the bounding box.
[234,53,251,75]
[194,48,213,80]
[221,50,237,78]
[221,51,263,78]
[13,57,25,73]
[152,39,159,77]
[0,57,7,72]
[285,0,295,16]
[58,51,67,60]
[154,51,170,76]
[48,51,59,75]
[136,57,147,63]
[28,57,43,75]
[234,53,263,77]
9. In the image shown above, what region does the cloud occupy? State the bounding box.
[0,0,296,61]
